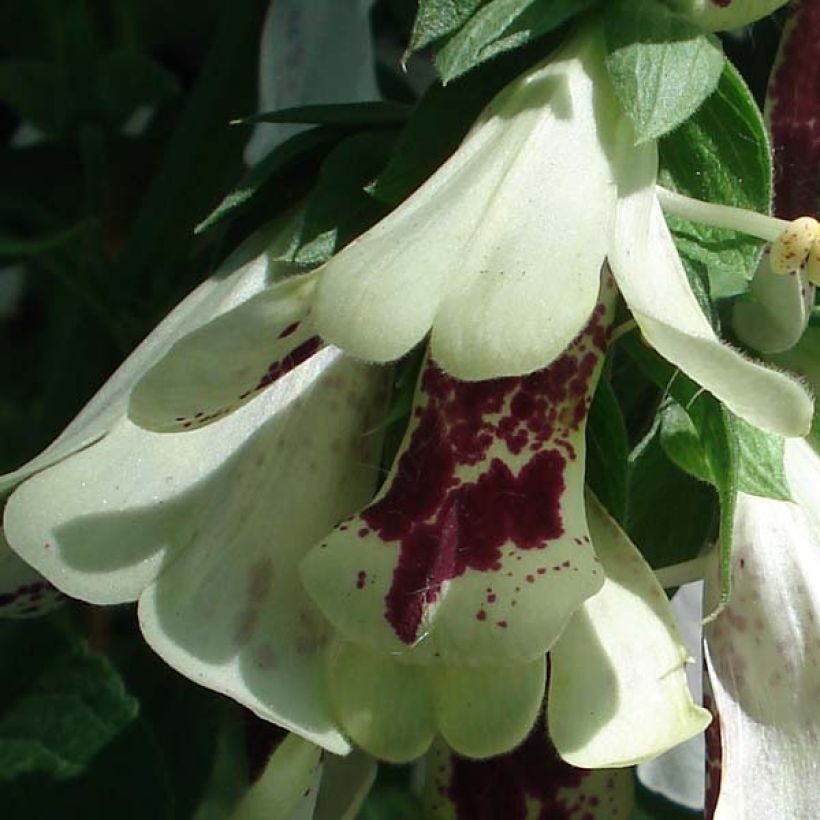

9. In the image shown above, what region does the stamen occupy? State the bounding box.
[656,187,789,242]
[770,216,820,275]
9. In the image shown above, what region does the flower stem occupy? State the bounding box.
[656,187,789,242]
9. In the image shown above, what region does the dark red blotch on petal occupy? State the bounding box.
[362,305,608,645]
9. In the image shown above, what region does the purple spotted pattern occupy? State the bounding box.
[171,330,323,430]
[351,292,612,646]
[425,713,630,819]
[0,578,62,618]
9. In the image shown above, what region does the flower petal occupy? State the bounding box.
[433,658,546,759]
[662,0,790,32]
[548,493,710,769]
[5,351,388,753]
[129,274,321,433]
[731,250,814,354]
[329,642,436,763]
[704,478,820,820]
[302,290,615,666]
[421,728,634,819]
[0,227,284,495]
[314,29,618,379]
[610,144,813,437]
[0,529,62,618]
[314,749,377,820]
[637,582,707,811]
[232,733,322,820]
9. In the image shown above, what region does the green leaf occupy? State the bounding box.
[0,620,138,781]
[622,336,736,608]
[659,400,714,485]
[733,415,790,501]
[658,61,772,298]
[603,0,724,142]
[626,416,717,571]
[409,0,487,52]
[293,131,394,266]
[373,36,556,206]
[435,0,596,84]
[195,126,341,234]
[586,376,629,524]
[94,48,180,123]
[237,101,412,127]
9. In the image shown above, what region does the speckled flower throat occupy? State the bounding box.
[301,272,617,666]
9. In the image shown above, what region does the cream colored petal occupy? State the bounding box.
[433,658,546,759]
[704,481,820,820]
[129,273,320,432]
[421,733,635,819]
[314,749,377,820]
[231,734,322,820]
[303,286,615,667]
[329,642,436,763]
[0,528,62,618]
[314,28,618,379]
[6,352,388,753]
[548,493,710,768]
[662,0,790,32]
[637,582,707,811]
[732,251,814,354]
[610,143,812,436]
[0,230,286,496]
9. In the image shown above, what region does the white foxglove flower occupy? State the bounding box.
[704,444,820,819]
[661,0,791,31]
[2,222,390,755]
[232,734,375,820]
[309,25,811,437]
[244,0,379,165]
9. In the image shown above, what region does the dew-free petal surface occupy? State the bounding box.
[302,289,615,666]
[6,351,388,752]
[611,145,813,437]
[232,733,322,820]
[314,29,617,379]
[548,493,710,768]
[329,642,436,763]
[704,477,820,820]
[663,0,790,31]
[130,273,321,432]
[314,749,377,820]
[421,728,634,819]
[732,251,814,354]
[0,529,62,618]
[433,658,546,759]
[0,227,284,496]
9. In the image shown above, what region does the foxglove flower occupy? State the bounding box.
[2,222,391,754]
[703,440,820,819]
[661,0,791,31]
[309,25,811,437]
[232,733,375,820]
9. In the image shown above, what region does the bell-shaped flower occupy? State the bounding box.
[420,722,635,819]
[309,24,811,438]
[660,0,791,31]
[702,439,820,819]
[1,223,391,755]
[299,277,707,763]
[232,733,376,820]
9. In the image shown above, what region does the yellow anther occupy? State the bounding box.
[806,237,820,287]
[770,216,820,275]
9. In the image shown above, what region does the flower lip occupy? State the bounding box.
[312,26,621,381]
